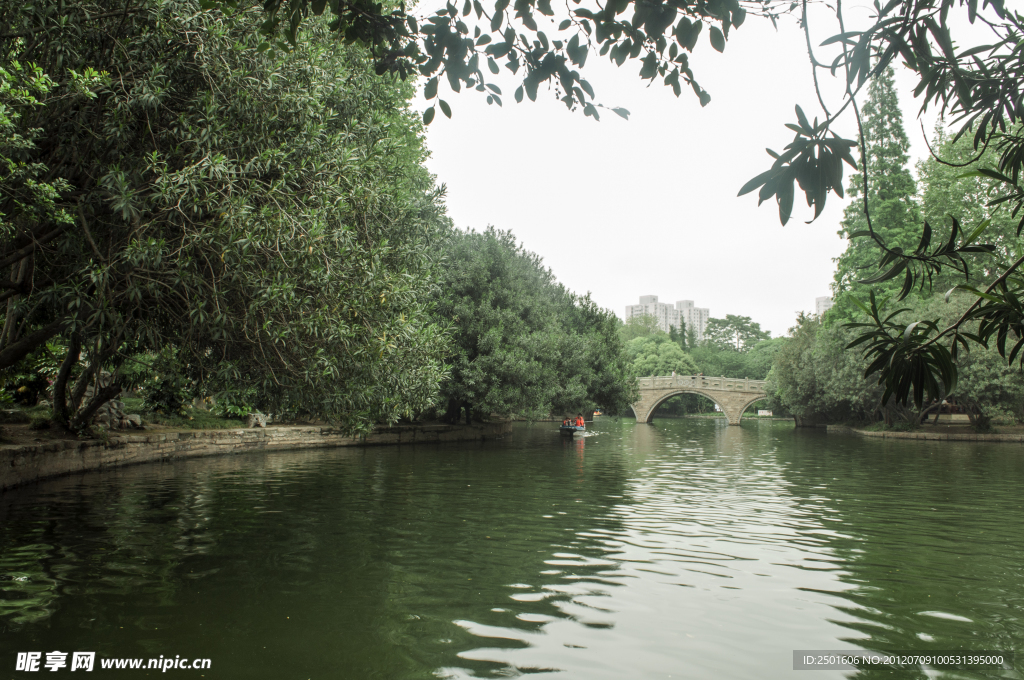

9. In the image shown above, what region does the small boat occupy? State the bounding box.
[559,424,585,437]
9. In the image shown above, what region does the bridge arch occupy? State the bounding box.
[642,389,728,423]
[631,375,768,426]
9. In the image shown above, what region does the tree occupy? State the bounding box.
[767,314,885,426]
[703,314,770,352]
[688,337,777,379]
[553,292,639,416]
[916,125,1022,292]
[619,313,664,344]
[624,334,698,377]
[685,324,698,352]
[434,227,636,422]
[831,66,921,310]
[898,293,1024,425]
[688,344,747,377]
[771,295,1024,426]
[744,337,784,379]
[668,322,687,350]
[0,3,452,432]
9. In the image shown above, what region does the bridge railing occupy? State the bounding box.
[636,375,766,393]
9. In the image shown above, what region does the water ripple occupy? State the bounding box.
[0,420,1021,680]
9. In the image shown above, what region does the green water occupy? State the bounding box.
[1,418,1021,679]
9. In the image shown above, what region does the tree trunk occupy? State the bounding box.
[442,397,461,424]
[916,402,941,426]
[51,335,81,430]
[70,382,123,431]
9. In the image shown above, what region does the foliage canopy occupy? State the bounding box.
[209,0,1024,410]
[0,2,452,432]
[434,227,636,422]
[9,0,1024,416]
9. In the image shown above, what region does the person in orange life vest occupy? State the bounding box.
[575,414,584,427]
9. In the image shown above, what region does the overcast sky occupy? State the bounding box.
[412,2,954,337]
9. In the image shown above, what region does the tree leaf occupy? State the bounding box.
[709,26,725,53]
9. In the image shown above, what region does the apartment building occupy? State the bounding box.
[675,300,709,342]
[625,296,710,340]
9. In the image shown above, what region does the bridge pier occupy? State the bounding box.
[631,375,767,426]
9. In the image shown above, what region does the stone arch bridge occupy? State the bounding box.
[631,375,768,426]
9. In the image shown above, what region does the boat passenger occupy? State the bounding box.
[575,414,584,427]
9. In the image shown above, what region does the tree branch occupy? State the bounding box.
[77,200,106,262]
[0,223,72,271]
[0,319,64,371]
[0,8,145,39]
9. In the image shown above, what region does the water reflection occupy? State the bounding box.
[0,420,1021,679]
[775,432,1024,678]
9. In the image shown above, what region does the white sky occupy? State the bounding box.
[412,3,965,336]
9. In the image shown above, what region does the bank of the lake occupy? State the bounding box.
[1,418,1020,679]
[828,423,1024,443]
[0,421,512,492]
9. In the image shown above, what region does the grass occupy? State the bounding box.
[118,396,244,429]
[121,397,145,412]
[112,396,244,429]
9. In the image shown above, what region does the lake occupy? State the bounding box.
[1,418,1021,678]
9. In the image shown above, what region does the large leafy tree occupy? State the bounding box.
[703,314,770,351]
[916,125,1023,292]
[435,227,635,422]
[771,294,1024,425]
[767,314,885,426]
[619,313,665,343]
[688,337,777,379]
[0,2,451,432]
[624,334,698,376]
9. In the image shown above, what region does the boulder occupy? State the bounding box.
[245,413,267,428]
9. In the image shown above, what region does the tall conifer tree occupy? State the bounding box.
[832,67,921,306]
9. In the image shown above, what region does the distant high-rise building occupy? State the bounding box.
[624,296,710,339]
[625,295,680,334]
[676,300,710,342]
[815,296,834,316]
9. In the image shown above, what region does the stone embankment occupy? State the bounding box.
[0,421,512,492]
[827,424,1024,443]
